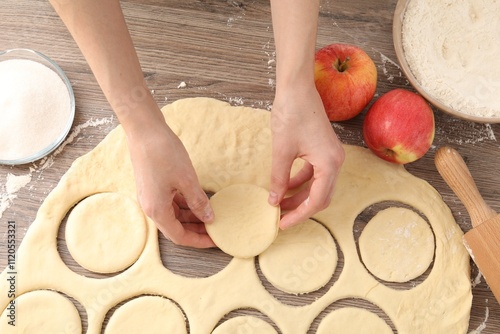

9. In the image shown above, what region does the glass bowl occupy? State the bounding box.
[0,48,75,165]
[393,0,500,124]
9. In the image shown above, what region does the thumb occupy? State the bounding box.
[182,184,214,224]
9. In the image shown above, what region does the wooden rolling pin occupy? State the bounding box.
[435,146,500,304]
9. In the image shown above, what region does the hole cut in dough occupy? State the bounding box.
[159,234,233,278]
[212,315,278,334]
[0,290,82,333]
[206,183,280,258]
[104,296,187,333]
[359,207,435,283]
[259,219,337,295]
[317,307,393,333]
[65,192,148,274]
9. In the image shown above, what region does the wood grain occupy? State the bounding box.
[435,147,497,227]
[1,0,499,332]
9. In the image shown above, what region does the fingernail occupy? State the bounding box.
[269,191,279,206]
[204,207,214,223]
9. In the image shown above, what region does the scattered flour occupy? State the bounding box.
[468,303,489,334]
[5,173,31,194]
[262,40,276,89]
[472,271,483,288]
[227,15,244,27]
[0,173,32,219]
[35,116,114,171]
[435,121,497,146]
[227,96,244,105]
[379,53,403,83]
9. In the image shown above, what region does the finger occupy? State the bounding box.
[279,170,335,229]
[172,192,203,223]
[182,222,209,234]
[173,192,189,209]
[269,150,294,207]
[179,181,214,224]
[157,211,216,248]
[288,162,314,189]
[177,208,202,224]
[152,199,215,248]
[280,187,310,211]
[167,226,216,248]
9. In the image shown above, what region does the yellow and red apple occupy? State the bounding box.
[363,88,435,164]
[314,43,377,121]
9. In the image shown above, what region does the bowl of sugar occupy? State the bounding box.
[393,0,500,123]
[0,48,75,165]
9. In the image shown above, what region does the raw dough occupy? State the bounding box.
[212,316,277,334]
[207,183,280,258]
[259,219,337,294]
[0,98,471,333]
[0,290,81,333]
[104,296,186,333]
[317,307,392,333]
[402,0,500,118]
[65,192,148,274]
[359,207,435,283]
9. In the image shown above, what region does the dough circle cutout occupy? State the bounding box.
[317,307,392,334]
[0,290,82,333]
[206,184,280,258]
[259,219,337,294]
[212,316,277,334]
[105,296,187,333]
[359,207,435,283]
[65,192,148,274]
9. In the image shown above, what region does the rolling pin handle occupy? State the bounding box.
[435,146,496,228]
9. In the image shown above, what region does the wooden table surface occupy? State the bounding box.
[1,0,499,332]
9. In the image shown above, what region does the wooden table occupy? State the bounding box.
[1,0,498,332]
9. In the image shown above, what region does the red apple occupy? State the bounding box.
[314,43,377,121]
[363,88,435,164]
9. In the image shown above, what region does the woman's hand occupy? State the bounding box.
[269,82,345,229]
[127,117,215,248]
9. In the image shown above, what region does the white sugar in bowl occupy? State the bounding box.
[0,49,75,165]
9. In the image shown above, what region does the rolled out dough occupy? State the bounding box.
[65,192,148,274]
[359,207,435,283]
[207,183,280,258]
[104,296,187,333]
[317,307,392,333]
[258,219,337,294]
[0,97,471,333]
[0,290,82,333]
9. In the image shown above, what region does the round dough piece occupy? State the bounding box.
[206,184,280,258]
[65,192,148,274]
[359,207,435,283]
[0,290,82,333]
[105,296,187,333]
[212,316,277,334]
[317,307,392,333]
[259,219,337,294]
